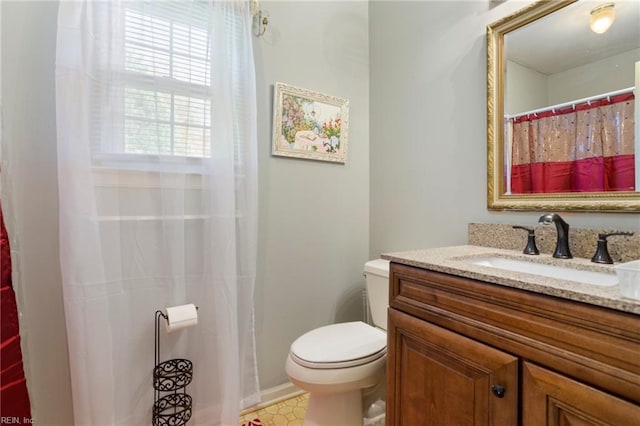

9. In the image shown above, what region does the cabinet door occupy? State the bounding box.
[523,362,640,426]
[387,308,518,426]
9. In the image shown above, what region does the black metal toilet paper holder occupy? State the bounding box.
[153,310,194,426]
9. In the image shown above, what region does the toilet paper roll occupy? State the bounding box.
[165,304,198,333]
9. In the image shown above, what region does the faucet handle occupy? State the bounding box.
[512,226,540,255]
[591,232,634,264]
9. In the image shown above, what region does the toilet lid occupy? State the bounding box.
[290,321,387,369]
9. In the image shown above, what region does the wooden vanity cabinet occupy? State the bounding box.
[522,362,640,425]
[387,308,518,425]
[386,263,640,426]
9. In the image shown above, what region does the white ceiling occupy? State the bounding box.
[505,0,640,75]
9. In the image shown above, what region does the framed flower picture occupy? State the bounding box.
[272,82,349,163]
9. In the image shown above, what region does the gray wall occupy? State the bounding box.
[508,49,640,115]
[548,48,640,104]
[369,0,640,260]
[252,1,370,389]
[506,60,548,115]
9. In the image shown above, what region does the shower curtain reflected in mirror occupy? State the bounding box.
[510,92,635,194]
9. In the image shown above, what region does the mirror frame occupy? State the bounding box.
[487,0,640,212]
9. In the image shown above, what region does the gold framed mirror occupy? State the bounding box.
[487,0,639,212]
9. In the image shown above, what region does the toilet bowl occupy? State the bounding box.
[285,260,390,426]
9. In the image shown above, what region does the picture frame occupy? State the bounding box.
[272,82,349,163]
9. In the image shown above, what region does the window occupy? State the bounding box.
[118,4,212,159]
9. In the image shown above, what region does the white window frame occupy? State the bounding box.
[92,3,212,172]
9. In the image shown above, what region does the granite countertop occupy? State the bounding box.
[381,245,640,315]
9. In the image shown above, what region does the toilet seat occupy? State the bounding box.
[290,321,386,369]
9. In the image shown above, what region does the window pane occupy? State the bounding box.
[125,44,171,77]
[124,9,172,78]
[174,95,210,127]
[117,6,212,160]
[173,54,210,86]
[173,23,210,85]
[125,119,171,155]
[124,9,170,49]
[174,125,208,158]
[125,88,171,121]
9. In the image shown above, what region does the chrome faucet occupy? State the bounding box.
[538,213,572,259]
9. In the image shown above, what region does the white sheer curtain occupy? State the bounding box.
[55,1,259,424]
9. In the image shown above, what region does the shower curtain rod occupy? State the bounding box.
[508,86,635,120]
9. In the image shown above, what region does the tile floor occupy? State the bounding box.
[239,393,308,426]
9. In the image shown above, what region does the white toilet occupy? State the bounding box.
[285,259,390,425]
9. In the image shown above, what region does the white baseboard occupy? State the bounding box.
[241,382,305,414]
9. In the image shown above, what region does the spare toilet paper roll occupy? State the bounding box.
[165,304,198,333]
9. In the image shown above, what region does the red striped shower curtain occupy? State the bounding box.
[510,92,635,193]
[1,200,31,422]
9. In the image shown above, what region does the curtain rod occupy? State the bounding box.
[507,86,635,120]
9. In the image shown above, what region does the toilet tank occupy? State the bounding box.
[364,259,390,330]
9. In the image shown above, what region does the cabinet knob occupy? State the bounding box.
[491,384,505,398]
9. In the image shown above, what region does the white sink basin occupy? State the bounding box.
[469,256,618,287]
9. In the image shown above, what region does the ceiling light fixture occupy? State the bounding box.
[590,3,616,34]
